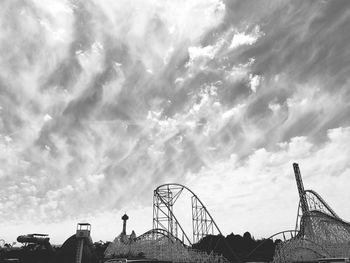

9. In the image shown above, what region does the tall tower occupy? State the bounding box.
[121,213,129,235]
[293,163,309,215]
[75,223,91,263]
[293,163,309,235]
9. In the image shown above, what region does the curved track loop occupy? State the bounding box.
[136,228,187,247]
[275,163,350,263]
[246,230,299,258]
[153,183,222,245]
[295,190,350,233]
[305,190,339,218]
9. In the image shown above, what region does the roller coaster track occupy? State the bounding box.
[301,210,350,244]
[272,163,350,262]
[294,163,350,234]
[106,183,238,262]
[246,230,299,259]
[304,190,339,218]
[294,163,350,241]
[295,189,343,232]
[136,228,187,246]
[153,183,223,246]
[273,237,332,263]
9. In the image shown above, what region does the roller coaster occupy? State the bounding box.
[152,183,223,246]
[272,163,350,263]
[105,183,233,262]
[105,163,349,263]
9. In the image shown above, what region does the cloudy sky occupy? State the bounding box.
[1,0,350,244]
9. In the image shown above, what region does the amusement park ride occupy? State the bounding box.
[76,223,92,263]
[272,163,350,263]
[105,163,350,263]
[152,183,223,246]
[105,183,231,262]
[1,163,348,263]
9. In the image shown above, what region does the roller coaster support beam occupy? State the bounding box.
[293,163,309,215]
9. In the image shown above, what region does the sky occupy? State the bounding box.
[0,0,350,245]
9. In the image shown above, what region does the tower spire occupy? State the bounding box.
[121,213,129,235]
[293,163,309,215]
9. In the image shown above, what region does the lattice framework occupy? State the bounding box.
[153,183,222,245]
[272,163,350,263]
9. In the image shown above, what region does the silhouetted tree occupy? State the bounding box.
[193,231,277,262]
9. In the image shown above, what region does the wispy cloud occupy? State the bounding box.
[185,127,350,238]
[0,0,349,243]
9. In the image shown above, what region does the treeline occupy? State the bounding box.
[0,239,110,263]
[1,233,281,263]
[192,232,281,262]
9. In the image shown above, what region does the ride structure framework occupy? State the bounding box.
[273,163,350,263]
[153,183,222,246]
[105,183,234,262]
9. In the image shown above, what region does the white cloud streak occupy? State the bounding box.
[0,0,350,244]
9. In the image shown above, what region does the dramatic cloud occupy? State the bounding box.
[185,127,350,238]
[0,0,349,243]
